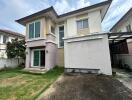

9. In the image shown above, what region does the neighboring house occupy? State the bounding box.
[16,0,112,75]
[110,8,132,53]
[0,29,25,58]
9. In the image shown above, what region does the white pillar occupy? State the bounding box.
[25,47,31,69]
[45,33,57,70]
[45,42,57,70]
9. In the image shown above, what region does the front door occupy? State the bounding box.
[33,49,45,67]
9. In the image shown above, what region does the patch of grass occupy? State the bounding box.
[0,66,64,100]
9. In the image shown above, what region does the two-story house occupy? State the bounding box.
[16,0,112,75]
[110,8,132,53]
[0,29,25,58]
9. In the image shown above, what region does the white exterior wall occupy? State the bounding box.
[8,36,15,42]
[64,34,112,75]
[0,50,6,58]
[66,17,77,37]
[45,42,57,70]
[66,10,102,37]
[88,10,102,33]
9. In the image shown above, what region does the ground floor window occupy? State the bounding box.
[33,49,45,67]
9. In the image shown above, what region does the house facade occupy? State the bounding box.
[110,8,132,53]
[17,0,112,75]
[0,29,25,58]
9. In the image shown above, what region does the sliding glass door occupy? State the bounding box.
[33,50,45,67]
[33,50,40,66]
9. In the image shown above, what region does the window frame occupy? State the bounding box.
[58,25,64,48]
[28,20,41,39]
[32,48,44,67]
[51,26,55,34]
[126,24,131,32]
[77,18,88,30]
[35,21,41,38]
[29,23,34,39]
[33,50,40,67]
[3,35,9,44]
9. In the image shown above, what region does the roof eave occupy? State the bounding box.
[58,0,112,19]
[16,0,112,25]
[16,6,58,26]
[101,0,112,22]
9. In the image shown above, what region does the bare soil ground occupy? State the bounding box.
[38,74,132,100]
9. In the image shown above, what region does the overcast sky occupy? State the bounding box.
[0,0,132,35]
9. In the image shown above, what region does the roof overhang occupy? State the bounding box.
[108,32,132,43]
[16,0,112,26]
[16,7,58,26]
[58,0,112,22]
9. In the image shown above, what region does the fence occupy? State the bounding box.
[0,58,24,69]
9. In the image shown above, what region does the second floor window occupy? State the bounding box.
[51,26,55,34]
[3,35,9,43]
[59,26,64,47]
[29,21,40,39]
[0,35,1,43]
[77,19,88,30]
[126,24,131,32]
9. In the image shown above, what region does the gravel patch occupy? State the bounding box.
[38,74,132,100]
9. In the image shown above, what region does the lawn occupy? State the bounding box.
[0,67,64,100]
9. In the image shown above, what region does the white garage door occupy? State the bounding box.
[64,34,112,75]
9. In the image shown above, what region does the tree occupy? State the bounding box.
[6,38,26,61]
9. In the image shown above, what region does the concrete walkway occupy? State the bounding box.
[114,68,132,90]
[38,74,132,100]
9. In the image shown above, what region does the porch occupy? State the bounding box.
[25,33,57,71]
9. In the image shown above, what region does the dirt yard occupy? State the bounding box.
[38,74,132,100]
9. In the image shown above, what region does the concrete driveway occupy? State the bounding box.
[114,68,132,90]
[38,74,132,100]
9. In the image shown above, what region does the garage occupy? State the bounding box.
[64,33,112,75]
[108,32,132,70]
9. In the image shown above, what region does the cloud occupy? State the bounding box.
[54,0,90,14]
[76,0,91,9]
[102,0,132,31]
[54,0,73,14]
[99,0,107,2]
[0,0,50,34]
[0,0,131,34]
